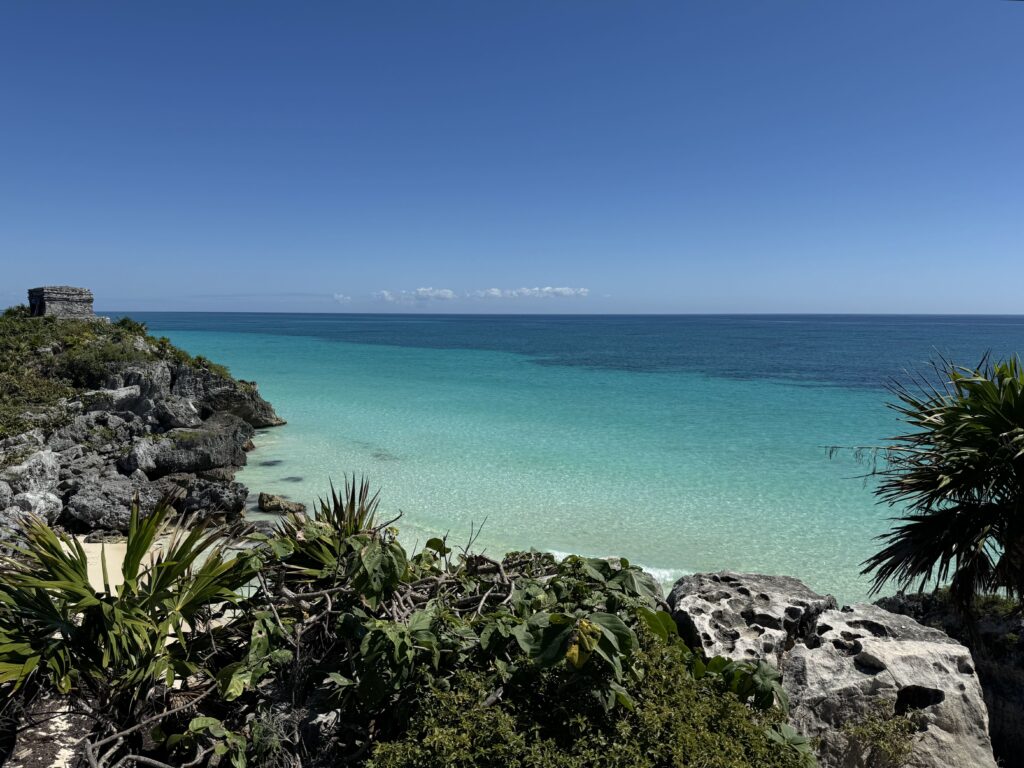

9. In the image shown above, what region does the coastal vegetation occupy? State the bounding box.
[0,306,230,442]
[0,479,814,767]
[858,356,1024,762]
[862,356,1024,612]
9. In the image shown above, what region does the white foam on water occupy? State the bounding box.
[545,549,690,588]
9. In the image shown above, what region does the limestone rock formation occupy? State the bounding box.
[877,591,1024,767]
[11,490,62,523]
[1,292,286,535]
[171,367,286,428]
[668,572,998,768]
[120,413,254,479]
[1,450,61,495]
[667,571,837,665]
[790,604,995,768]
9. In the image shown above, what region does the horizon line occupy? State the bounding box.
[95,309,1024,319]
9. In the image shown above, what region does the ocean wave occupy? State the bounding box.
[546,549,689,587]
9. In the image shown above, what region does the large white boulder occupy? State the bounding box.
[666,571,837,665]
[668,572,997,768]
[788,604,996,768]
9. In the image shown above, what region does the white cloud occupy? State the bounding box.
[374,287,458,304]
[333,293,352,304]
[413,287,457,300]
[370,286,591,304]
[470,286,590,299]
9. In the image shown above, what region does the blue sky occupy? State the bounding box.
[1,1,1021,313]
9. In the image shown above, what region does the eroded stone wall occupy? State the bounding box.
[28,286,95,319]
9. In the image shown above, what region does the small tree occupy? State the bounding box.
[863,356,1024,610]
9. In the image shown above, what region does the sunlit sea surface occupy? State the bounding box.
[120,313,1024,604]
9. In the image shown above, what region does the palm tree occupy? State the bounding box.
[863,355,1024,611]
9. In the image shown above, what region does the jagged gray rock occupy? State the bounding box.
[258,492,306,514]
[104,360,284,429]
[668,572,997,768]
[11,491,62,523]
[80,385,143,414]
[171,367,285,428]
[61,471,166,531]
[62,474,136,531]
[4,287,285,539]
[109,361,173,399]
[0,506,26,549]
[876,592,1024,766]
[0,428,45,455]
[181,480,248,517]
[121,413,254,479]
[153,396,203,428]
[666,571,837,665]
[1,450,60,495]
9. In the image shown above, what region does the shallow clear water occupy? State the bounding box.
[125,313,1024,604]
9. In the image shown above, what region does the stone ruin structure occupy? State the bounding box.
[28,286,95,319]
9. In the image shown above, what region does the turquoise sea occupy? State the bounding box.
[124,313,1024,604]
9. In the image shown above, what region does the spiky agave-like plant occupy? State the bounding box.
[268,475,389,584]
[316,475,383,538]
[864,355,1024,610]
[0,496,258,722]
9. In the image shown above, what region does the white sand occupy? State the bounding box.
[79,538,130,591]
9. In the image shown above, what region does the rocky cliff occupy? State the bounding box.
[0,310,284,537]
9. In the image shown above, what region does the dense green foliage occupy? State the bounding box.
[368,639,810,768]
[863,356,1024,608]
[0,479,814,767]
[0,305,229,439]
[839,701,923,768]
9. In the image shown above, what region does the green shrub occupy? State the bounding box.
[113,316,148,335]
[200,479,813,767]
[155,335,192,365]
[55,340,151,387]
[3,304,31,319]
[0,479,816,768]
[0,500,259,742]
[192,355,231,379]
[368,635,810,768]
[840,701,922,768]
[0,370,71,438]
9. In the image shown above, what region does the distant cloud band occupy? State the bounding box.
[356,286,591,304]
[470,286,589,299]
[373,287,457,304]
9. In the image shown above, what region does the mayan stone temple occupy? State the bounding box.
[28,285,96,319]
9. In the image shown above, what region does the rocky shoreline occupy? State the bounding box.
[1,330,284,540]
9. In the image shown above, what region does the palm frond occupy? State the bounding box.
[864,355,1024,607]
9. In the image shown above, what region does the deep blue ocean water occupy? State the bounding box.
[123,313,1024,603]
